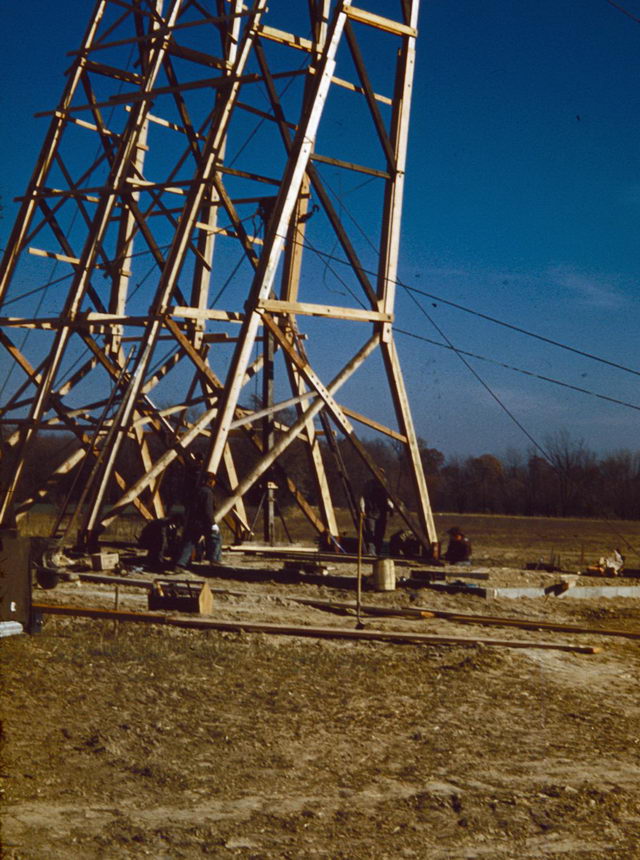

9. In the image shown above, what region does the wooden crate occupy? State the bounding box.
[148,579,213,615]
[91,552,119,571]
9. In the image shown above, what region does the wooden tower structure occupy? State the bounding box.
[0,0,436,552]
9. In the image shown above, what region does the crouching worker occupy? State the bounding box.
[138,514,183,570]
[174,472,221,572]
[444,526,472,564]
[389,529,421,558]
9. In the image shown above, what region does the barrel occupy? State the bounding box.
[372,558,396,591]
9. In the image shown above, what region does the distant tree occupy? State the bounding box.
[438,457,469,513]
[599,450,640,520]
[467,454,504,513]
[523,453,555,516]
[417,439,445,475]
[501,448,528,515]
[544,430,598,517]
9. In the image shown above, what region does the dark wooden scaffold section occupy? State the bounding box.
[0,0,436,552]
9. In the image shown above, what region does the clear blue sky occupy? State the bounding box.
[2,1,640,460]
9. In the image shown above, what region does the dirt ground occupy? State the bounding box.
[3,523,640,859]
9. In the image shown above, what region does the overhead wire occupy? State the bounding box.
[302,170,640,377]
[1,271,74,308]
[300,181,640,551]
[606,0,640,24]
[272,213,640,483]
[298,176,640,554]
[395,327,640,414]
[281,220,640,411]
[285,236,640,380]
[401,285,551,461]
[403,280,640,556]
[403,281,640,379]
[283,184,640,462]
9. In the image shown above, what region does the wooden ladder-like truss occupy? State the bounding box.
[0,0,436,551]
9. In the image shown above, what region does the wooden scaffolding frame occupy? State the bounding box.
[0,0,436,552]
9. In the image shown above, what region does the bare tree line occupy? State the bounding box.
[7,425,640,524]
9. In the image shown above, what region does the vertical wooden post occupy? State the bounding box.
[356,510,364,629]
[113,585,120,638]
[262,330,275,545]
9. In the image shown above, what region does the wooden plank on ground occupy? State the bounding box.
[69,577,640,640]
[33,603,601,653]
[284,595,640,640]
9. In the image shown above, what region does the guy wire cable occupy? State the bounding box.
[402,286,551,463]
[396,327,640,414]
[404,288,640,558]
[287,177,640,381]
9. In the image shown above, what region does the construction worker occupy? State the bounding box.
[138,513,183,569]
[444,526,472,564]
[360,477,393,556]
[174,473,221,571]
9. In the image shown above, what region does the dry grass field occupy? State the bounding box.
[3,511,640,859]
[430,512,640,572]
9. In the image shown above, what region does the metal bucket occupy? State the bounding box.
[372,558,396,591]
